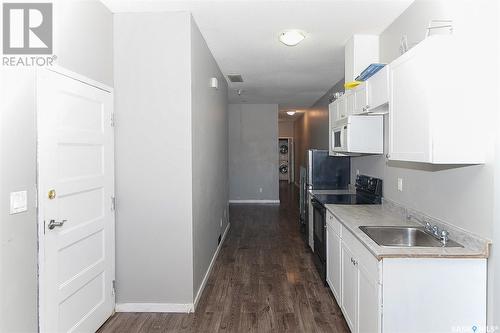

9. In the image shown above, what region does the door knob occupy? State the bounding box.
[48,189,56,200]
[48,219,66,230]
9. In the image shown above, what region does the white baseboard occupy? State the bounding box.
[115,223,231,314]
[228,199,280,204]
[193,222,231,311]
[115,302,193,313]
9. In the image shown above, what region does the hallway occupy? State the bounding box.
[98,183,349,332]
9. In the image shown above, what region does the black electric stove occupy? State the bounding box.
[311,175,382,284]
[312,193,378,205]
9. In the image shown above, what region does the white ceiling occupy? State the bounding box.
[102,0,413,109]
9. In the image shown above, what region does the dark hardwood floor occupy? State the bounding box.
[98,182,349,333]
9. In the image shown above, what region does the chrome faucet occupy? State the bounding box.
[423,223,450,246]
[408,212,451,246]
[440,230,450,246]
[432,225,439,237]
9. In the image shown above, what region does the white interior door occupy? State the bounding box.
[37,68,115,333]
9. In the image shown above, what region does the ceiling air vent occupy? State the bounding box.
[227,74,244,83]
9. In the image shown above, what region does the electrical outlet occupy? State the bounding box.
[356,169,360,176]
[397,178,403,192]
[259,187,263,193]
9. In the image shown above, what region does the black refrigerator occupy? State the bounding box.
[299,149,350,241]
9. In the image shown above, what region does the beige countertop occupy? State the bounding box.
[324,203,490,260]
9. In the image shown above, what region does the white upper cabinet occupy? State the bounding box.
[349,67,389,116]
[345,35,379,82]
[388,35,484,164]
[346,90,355,116]
[353,83,368,114]
[328,100,339,123]
[366,66,389,112]
[338,94,347,120]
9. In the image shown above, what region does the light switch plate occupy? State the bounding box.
[10,190,28,214]
[397,178,403,192]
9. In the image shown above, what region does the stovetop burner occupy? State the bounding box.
[312,193,378,205]
[313,175,383,205]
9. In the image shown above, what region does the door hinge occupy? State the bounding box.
[111,113,115,127]
[111,196,116,211]
[34,185,38,208]
[112,280,116,295]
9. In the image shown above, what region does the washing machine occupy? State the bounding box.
[279,140,289,161]
[280,143,289,155]
[279,161,289,181]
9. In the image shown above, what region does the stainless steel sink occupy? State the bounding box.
[359,226,463,248]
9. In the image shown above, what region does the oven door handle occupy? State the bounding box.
[311,199,326,212]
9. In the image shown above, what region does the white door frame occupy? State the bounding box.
[36,66,115,332]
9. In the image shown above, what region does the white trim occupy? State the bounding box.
[228,200,280,204]
[193,223,231,311]
[44,66,113,93]
[115,303,193,313]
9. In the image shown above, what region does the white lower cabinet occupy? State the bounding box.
[341,242,358,332]
[358,265,380,333]
[341,227,381,333]
[326,222,341,302]
[325,208,487,333]
[328,212,380,333]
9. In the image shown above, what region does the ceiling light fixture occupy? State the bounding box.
[286,110,296,116]
[279,30,306,46]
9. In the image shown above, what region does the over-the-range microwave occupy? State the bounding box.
[332,115,383,154]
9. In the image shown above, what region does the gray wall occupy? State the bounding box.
[229,104,279,201]
[347,0,499,325]
[293,78,344,183]
[114,12,194,304]
[0,69,37,333]
[0,1,113,331]
[54,0,113,86]
[278,120,294,138]
[190,18,229,298]
[115,12,229,306]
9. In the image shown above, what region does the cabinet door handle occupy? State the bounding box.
[350,257,358,266]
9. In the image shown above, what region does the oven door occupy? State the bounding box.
[312,199,326,265]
